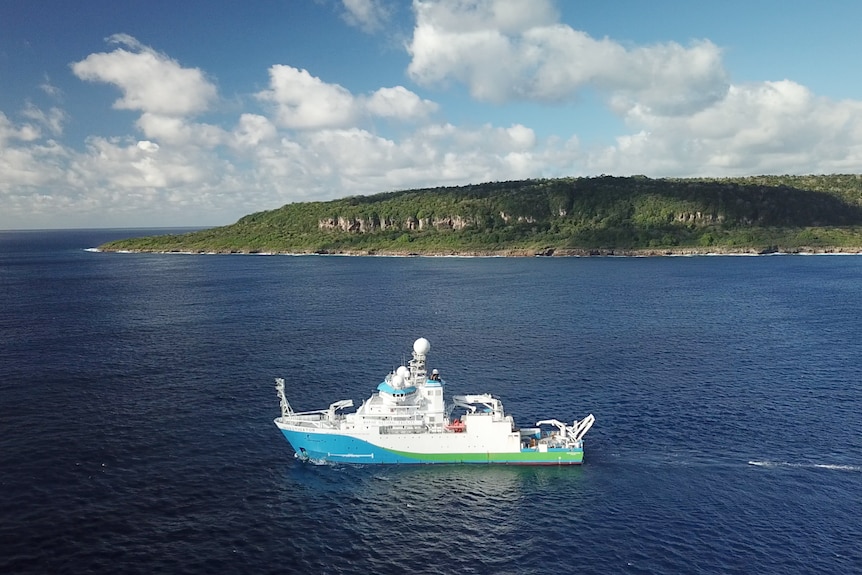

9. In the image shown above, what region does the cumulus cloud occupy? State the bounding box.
[136,140,159,153]
[257,65,359,129]
[585,80,862,176]
[287,121,548,192]
[257,65,438,128]
[412,0,558,35]
[71,34,217,116]
[366,86,438,120]
[341,0,390,32]
[0,138,66,191]
[0,112,41,143]
[74,136,210,189]
[408,0,729,114]
[231,114,278,150]
[135,113,225,147]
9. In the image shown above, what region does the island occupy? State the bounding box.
[98,175,862,256]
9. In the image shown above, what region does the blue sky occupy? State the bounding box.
[2,0,862,229]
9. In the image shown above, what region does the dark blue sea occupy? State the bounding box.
[2,229,862,574]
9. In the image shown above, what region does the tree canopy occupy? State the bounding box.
[99,174,862,255]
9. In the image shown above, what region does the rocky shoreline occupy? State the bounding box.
[98,245,862,257]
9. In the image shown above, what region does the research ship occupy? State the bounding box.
[274,338,594,465]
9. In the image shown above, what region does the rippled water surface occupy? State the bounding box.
[2,230,861,574]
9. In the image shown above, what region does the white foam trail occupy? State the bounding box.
[748,460,861,472]
[813,464,861,471]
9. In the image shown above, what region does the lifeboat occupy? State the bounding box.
[445,419,466,433]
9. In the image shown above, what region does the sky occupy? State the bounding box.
[2,0,862,229]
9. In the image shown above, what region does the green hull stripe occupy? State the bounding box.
[387,448,584,464]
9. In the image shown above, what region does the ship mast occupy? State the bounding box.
[409,337,430,384]
[275,377,293,419]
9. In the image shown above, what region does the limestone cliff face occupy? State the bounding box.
[318,215,475,233]
[499,212,536,224]
[423,215,473,230]
[675,211,726,224]
[317,216,396,233]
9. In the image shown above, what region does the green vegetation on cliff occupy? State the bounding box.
[99,174,862,255]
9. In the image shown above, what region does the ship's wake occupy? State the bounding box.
[747,460,861,472]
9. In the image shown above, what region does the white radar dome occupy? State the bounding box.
[413,338,431,356]
[391,374,404,388]
[396,366,410,378]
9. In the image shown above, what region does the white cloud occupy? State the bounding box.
[341,0,390,33]
[585,80,862,176]
[283,122,548,191]
[231,114,278,149]
[412,0,558,35]
[365,86,438,120]
[408,0,729,114]
[135,113,225,147]
[257,66,439,128]
[71,34,217,116]
[0,138,67,190]
[136,140,160,153]
[0,112,41,143]
[73,136,210,189]
[503,124,535,151]
[40,76,63,99]
[22,103,65,136]
[257,65,358,129]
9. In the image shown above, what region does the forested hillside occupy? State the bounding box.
[99,175,862,255]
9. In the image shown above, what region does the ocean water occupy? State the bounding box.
[2,229,861,574]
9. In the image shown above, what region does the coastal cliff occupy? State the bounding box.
[99,174,862,255]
